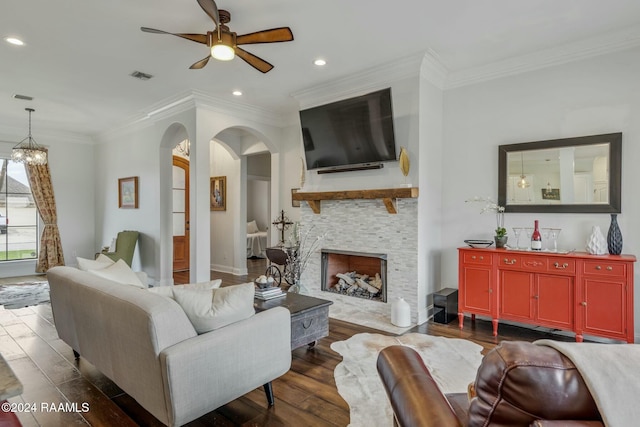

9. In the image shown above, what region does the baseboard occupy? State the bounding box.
[210,264,248,276]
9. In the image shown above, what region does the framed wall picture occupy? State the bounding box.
[291,188,300,207]
[210,176,226,211]
[118,176,138,209]
[541,188,560,200]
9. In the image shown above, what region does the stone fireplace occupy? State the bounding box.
[321,249,387,302]
[299,196,419,328]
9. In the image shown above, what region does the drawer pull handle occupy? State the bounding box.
[581,301,587,307]
[554,262,569,269]
[471,256,476,259]
[479,256,484,260]
[302,319,314,329]
[533,295,539,299]
[596,266,602,270]
[607,266,613,271]
[503,258,516,265]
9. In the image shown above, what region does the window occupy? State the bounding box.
[0,159,39,261]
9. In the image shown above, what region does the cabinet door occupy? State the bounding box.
[500,270,534,322]
[460,266,493,315]
[581,278,627,339]
[536,274,574,329]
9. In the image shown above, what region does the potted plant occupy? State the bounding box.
[494,224,508,248]
[466,197,508,248]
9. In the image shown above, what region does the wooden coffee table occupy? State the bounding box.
[254,292,333,350]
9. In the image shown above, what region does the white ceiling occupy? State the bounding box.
[2,0,640,138]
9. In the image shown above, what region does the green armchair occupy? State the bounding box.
[103,230,139,267]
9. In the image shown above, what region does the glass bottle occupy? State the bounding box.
[531,220,542,251]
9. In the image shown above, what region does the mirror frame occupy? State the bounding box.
[498,133,622,213]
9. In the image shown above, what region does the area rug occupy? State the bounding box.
[0,282,50,309]
[331,333,484,427]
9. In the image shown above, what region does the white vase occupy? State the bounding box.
[586,226,607,255]
[391,297,411,327]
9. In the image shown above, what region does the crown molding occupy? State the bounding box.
[291,53,424,110]
[446,24,640,89]
[190,90,286,127]
[97,89,289,142]
[420,50,448,90]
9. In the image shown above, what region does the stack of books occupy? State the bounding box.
[254,286,285,301]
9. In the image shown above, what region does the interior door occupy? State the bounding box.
[173,156,189,271]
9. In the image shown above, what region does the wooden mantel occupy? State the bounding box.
[291,187,419,214]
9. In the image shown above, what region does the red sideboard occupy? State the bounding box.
[458,247,636,343]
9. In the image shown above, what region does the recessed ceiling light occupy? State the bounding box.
[232,90,242,96]
[5,37,24,46]
[314,58,327,66]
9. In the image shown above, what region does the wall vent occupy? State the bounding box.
[130,71,153,81]
[12,94,33,101]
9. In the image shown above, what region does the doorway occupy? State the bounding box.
[173,155,189,271]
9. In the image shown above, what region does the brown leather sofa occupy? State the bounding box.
[377,341,604,427]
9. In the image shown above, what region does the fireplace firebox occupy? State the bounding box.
[321,249,387,302]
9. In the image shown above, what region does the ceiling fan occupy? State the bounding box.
[141,0,293,73]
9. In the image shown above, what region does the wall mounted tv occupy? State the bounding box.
[299,88,397,172]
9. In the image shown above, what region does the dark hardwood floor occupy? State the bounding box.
[1,259,581,426]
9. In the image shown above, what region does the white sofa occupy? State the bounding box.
[47,266,292,426]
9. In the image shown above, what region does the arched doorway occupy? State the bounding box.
[172,155,189,272]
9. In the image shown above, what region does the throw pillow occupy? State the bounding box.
[172,282,255,333]
[247,220,259,234]
[88,259,146,288]
[148,279,222,299]
[77,254,114,272]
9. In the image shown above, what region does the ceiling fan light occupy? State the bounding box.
[211,43,235,61]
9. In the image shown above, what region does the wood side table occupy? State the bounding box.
[254,292,333,349]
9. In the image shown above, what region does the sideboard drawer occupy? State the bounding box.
[582,260,626,278]
[463,252,492,265]
[499,254,547,272]
[546,258,576,274]
[519,255,547,272]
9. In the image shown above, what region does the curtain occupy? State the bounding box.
[25,150,65,272]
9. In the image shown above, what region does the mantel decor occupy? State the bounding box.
[291,187,419,214]
[118,176,139,209]
[210,176,226,211]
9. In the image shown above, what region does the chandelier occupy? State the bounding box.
[174,139,190,157]
[12,108,47,165]
[517,152,529,189]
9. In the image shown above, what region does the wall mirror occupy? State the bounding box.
[498,133,621,213]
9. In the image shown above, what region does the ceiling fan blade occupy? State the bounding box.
[189,56,211,69]
[141,27,207,44]
[235,47,274,73]
[196,0,219,27]
[236,27,294,45]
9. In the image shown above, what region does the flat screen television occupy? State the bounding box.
[299,88,397,171]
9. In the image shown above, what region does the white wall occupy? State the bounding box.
[210,141,241,273]
[247,152,271,231]
[247,180,269,231]
[441,47,640,336]
[94,122,169,280]
[418,74,444,319]
[0,137,95,278]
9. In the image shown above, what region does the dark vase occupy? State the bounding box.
[495,236,508,248]
[607,214,623,255]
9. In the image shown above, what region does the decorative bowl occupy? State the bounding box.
[464,239,494,249]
